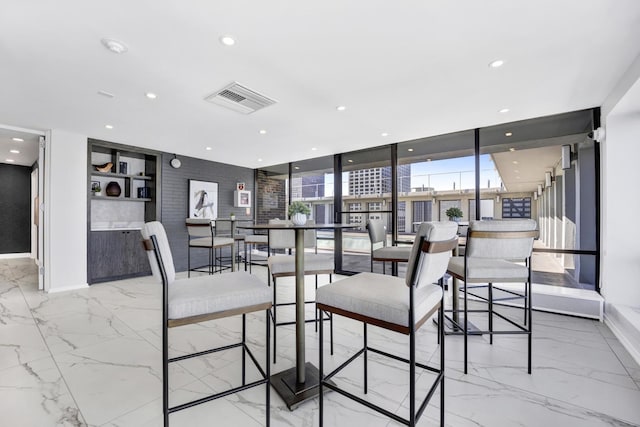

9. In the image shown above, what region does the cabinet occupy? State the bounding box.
[87,139,161,284]
[89,230,151,283]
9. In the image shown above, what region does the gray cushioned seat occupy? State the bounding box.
[268,253,334,275]
[244,234,268,244]
[189,236,234,248]
[316,272,443,328]
[373,246,412,261]
[447,257,529,283]
[169,271,271,320]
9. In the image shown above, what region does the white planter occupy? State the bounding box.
[291,213,307,226]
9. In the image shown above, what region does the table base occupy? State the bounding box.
[271,362,333,411]
[433,314,483,335]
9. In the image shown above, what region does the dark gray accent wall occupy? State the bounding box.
[161,154,254,272]
[0,163,31,254]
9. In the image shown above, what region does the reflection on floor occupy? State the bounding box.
[1,257,638,426]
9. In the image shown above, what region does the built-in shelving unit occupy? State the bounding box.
[87,139,162,284]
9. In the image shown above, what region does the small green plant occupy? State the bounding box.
[288,201,311,216]
[445,207,463,220]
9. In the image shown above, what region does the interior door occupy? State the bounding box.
[37,135,45,290]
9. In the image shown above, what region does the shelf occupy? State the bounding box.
[91,196,152,202]
[91,171,153,180]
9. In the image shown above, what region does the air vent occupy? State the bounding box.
[204,82,277,114]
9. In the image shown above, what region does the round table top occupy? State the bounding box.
[237,222,354,230]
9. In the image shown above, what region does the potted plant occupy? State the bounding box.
[445,207,463,222]
[288,201,311,226]
[229,213,236,221]
[92,184,102,197]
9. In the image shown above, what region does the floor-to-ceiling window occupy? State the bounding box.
[479,109,597,290]
[290,156,334,254]
[338,146,393,274]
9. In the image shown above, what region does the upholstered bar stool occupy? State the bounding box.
[266,218,334,362]
[367,218,412,275]
[317,221,458,427]
[446,219,537,374]
[141,221,272,427]
[186,218,234,277]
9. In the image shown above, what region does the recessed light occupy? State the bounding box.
[105,124,114,129]
[348,159,354,163]
[257,158,263,162]
[10,149,19,154]
[145,92,157,99]
[336,105,346,111]
[514,170,519,173]
[220,35,236,46]
[6,159,14,163]
[311,147,317,151]
[381,132,389,137]
[509,147,516,152]
[294,166,300,170]
[101,38,128,54]
[407,148,414,152]
[505,132,513,137]
[206,147,212,151]
[499,108,510,113]
[12,138,24,142]
[426,158,432,162]
[512,161,519,165]
[97,90,115,98]
[259,129,267,135]
[489,59,505,68]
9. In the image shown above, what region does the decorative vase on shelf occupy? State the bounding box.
[105,181,122,197]
[291,213,307,226]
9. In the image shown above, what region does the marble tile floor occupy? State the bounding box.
[1,257,640,426]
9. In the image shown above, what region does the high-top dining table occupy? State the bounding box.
[237,222,353,410]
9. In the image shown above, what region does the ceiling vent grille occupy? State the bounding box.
[204,82,277,114]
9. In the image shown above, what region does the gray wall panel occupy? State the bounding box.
[161,154,254,272]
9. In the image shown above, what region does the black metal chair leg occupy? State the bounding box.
[489,282,493,345]
[363,322,368,394]
[272,277,277,363]
[319,309,324,427]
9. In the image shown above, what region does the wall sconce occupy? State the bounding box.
[561,145,572,170]
[496,195,500,203]
[537,184,543,196]
[545,171,553,188]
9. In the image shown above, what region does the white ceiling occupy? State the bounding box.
[0,128,40,167]
[1,0,640,169]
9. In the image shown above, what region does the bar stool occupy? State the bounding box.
[367,218,411,275]
[317,221,458,427]
[141,221,272,426]
[186,218,234,276]
[446,219,538,374]
[266,218,334,362]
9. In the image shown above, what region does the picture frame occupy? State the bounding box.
[234,189,251,207]
[189,179,218,219]
[119,161,128,175]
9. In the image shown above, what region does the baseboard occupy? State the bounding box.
[0,252,31,259]
[604,304,640,367]
[47,283,89,293]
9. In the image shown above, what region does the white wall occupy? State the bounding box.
[45,129,88,292]
[600,111,640,306]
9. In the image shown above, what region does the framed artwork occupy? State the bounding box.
[189,179,218,219]
[234,189,251,207]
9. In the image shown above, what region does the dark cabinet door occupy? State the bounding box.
[89,231,151,283]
